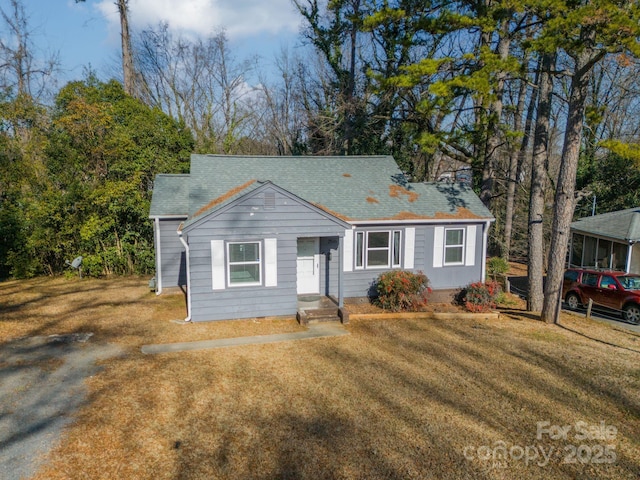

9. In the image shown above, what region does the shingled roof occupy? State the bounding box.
[150,155,493,224]
[149,174,190,217]
[571,207,640,242]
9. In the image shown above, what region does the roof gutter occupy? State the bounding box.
[348,218,495,226]
[177,227,192,323]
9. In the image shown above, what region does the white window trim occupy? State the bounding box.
[355,231,364,270]
[444,227,465,266]
[354,230,403,270]
[227,241,262,287]
[392,230,402,268]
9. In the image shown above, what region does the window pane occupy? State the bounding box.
[445,246,463,264]
[445,229,464,246]
[600,275,615,288]
[612,242,628,271]
[356,232,364,268]
[597,239,612,269]
[368,249,389,266]
[570,234,584,267]
[229,264,260,283]
[393,231,401,266]
[368,231,389,248]
[583,237,597,268]
[564,270,579,282]
[582,273,598,286]
[229,243,259,262]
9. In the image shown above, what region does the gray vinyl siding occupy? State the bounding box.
[157,218,187,290]
[423,223,485,289]
[185,187,346,322]
[324,225,428,298]
[323,223,485,299]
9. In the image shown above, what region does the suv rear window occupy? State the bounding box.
[582,272,599,287]
[564,270,580,282]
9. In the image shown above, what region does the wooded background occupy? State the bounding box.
[2,0,640,319]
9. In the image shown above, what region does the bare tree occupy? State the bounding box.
[135,24,260,153]
[0,0,58,98]
[76,0,135,96]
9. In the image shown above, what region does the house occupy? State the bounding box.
[149,155,494,322]
[569,207,640,273]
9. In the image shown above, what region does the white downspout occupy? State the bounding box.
[177,228,192,322]
[482,220,491,282]
[154,218,162,295]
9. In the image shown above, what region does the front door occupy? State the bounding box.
[297,237,320,294]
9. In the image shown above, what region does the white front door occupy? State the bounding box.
[297,238,320,294]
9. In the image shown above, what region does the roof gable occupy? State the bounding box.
[182,181,352,232]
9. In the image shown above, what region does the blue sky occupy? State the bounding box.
[16,0,304,87]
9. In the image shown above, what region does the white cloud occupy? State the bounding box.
[96,0,301,39]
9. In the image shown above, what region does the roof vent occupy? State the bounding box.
[264,191,276,209]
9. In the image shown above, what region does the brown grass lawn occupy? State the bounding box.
[1,276,640,479]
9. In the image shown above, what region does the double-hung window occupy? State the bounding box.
[227,242,261,286]
[355,230,402,269]
[444,228,465,265]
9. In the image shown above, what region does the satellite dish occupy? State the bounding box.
[70,256,83,269]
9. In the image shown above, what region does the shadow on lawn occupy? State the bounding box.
[11,278,640,479]
[161,319,639,478]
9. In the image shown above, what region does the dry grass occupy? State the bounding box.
[2,276,640,479]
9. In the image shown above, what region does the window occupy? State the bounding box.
[227,242,261,286]
[354,230,402,269]
[564,270,580,283]
[570,234,584,267]
[582,272,598,287]
[444,228,465,265]
[600,275,616,289]
[612,242,628,271]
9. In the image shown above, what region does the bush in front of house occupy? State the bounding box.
[487,256,509,280]
[373,270,432,312]
[459,281,502,313]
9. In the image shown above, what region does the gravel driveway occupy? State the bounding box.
[0,333,122,480]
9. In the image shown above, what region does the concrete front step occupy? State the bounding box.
[297,307,349,325]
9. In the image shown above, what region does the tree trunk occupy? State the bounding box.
[479,21,510,209]
[117,0,135,96]
[541,34,596,323]
[527,52,555,311]
[503,55,532,258]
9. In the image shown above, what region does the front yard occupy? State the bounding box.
[1,277,639,479]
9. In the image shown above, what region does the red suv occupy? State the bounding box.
[563,269,640,324]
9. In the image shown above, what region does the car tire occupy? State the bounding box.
[623,304,640,324]
[565,293,581,310]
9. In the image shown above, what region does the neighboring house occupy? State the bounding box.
[569,207,640,273]
[149,155,494,322]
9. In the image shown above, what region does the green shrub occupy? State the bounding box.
[487,256,509,280]
[460,281,502,313]
[373,270,432,312]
